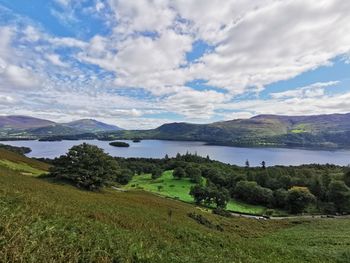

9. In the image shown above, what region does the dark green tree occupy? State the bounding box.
[190,185,207,205]
[49,143,120,191]
[344,170,350,188]
[286,186,316,214]
[185,165,202,183]
[328,180,350,213]
[151,166,162,179]
[173,167,185,179]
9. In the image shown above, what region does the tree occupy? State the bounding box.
[49,143,120,191]
[309,176,325,200]
[151,166,162,179]
[234,181,273,205]
[273,188,288,208]
[344,170,350,188]
[173,167,185,179]
[185,165,202,183]
[211,187,230,209]
[261,161,266,169]
[328,180,350,213]
[117,169,133,185]
[190,185,207,205]
[245,160,250,168]
[286,186,316,214]
[190,185,230,209]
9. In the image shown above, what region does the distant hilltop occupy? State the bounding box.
[0,115,123,139]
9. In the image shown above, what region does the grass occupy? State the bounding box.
[126,171,196,202]
[1,151,350,262]
[126,171,266,215]
[1,164,350,262]
[0,159,46,176]
[0,148,50,171]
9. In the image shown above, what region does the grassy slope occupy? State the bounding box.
[126,171,271,215]
[1,152,350,262]
[1,166,350,262]
[0,148,50,175]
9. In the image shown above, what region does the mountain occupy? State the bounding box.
[101,113,350,149]
[64,119,123,133]
[0,115,122,139]
[0,115,55,129]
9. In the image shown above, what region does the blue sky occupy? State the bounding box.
[0,0,349,129]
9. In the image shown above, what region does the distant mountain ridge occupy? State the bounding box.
[0,116,55,129]
[0,115,122,138]
[101,113,350,149]
[64,119,122,132]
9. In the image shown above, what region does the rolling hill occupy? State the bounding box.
[0,115,122,138]
[0,115,54,129]
[101,113,350,149]
[64,119,123,132]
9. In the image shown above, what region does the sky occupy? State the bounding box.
[0,0,350,129]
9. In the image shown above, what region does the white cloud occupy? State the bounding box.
[45,54,69,67]
[270,81,340,99]
[162,88,228,119]
[0,65,39,89]
[54,0,71,7]
[108,0,175,34]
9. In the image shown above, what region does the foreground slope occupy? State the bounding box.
[0,152,350,262]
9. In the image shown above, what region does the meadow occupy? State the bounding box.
[1,149,350,262]
[126,171,266,215]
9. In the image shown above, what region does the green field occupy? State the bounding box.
[126,171,266,215]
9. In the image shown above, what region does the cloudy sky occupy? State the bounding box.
[0,0,350,129]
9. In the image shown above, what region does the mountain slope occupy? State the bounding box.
[101,113,350,149]
[0,115,122,138]
[64,119,123,132]
[0,115,55,129]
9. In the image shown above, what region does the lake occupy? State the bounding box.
[3,139,350,166]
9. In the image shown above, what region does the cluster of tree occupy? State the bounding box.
[190,184,230,209]
[46,145,350,214]
[116,152,350,214]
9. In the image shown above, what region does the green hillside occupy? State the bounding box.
[1,150,350,262]
[101,113,350,149]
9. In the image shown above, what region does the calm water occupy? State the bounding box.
[4,139,350,166]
